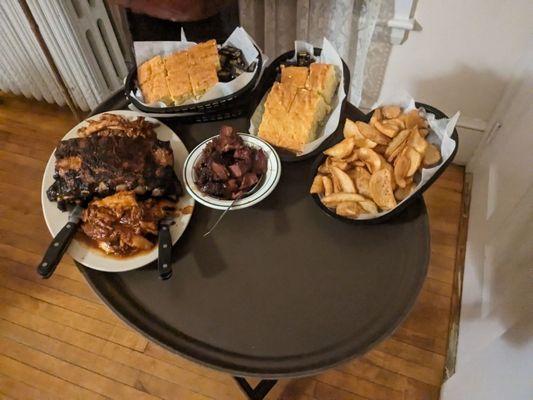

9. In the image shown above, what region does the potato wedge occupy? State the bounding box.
[382,105,401,119]
[353,160,366,167]
[400,109,427,129]
[369,108,382,125]
[317,161,329,174]
[357,148,382,173]
[377,154,396,190]
[419,128,429,137]
[374,120,399,138]
[408,127,429,154]
[404,146,422,177]
[344,119,378,148]
[322,176,333,196]
[324,137,355,159]
[355,166,372,198]
[394,183,415,201]
[331,160,349,170]
[330,166,356,193]
[343,150,359,163]
[358,199,378,214]
[423,143,441,167]
[394,152,410,188]
[355,121,390,145]
[321,192,366,208]
[384,118,405,130]
[331,173,341,193]
[336,201,362,218]
[385,128,411,160]
[369,169,397,210]
[310,175,324,194]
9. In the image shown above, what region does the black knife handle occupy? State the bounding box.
[37,221,80,279]
[158,225,173,280]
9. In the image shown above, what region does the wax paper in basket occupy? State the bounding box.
[354,92,460,220]
[249,38,346,156]
[131,27,265,107]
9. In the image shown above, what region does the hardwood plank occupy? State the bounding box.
[0,273,118,325]
[0,354,105,400]
[0,243,85,282]
[315,369,403,400]
[0,286,146,351]
[314,381,368,400]
[0,373,58,400]
[1,257,100,303]
[0,336,159,400]
[0,318,141,388]
[365,350,442,386]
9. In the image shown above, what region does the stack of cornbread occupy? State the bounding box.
[258,63,338,153]
[137,40,221,106]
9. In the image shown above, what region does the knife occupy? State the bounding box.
[158,217,174,280]
[37,205,83,279]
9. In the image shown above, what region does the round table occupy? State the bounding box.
[79,92,430,399]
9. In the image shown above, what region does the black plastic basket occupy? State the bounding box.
[251,47,351,163]
[309,102,459,224]
[125,44,263,115]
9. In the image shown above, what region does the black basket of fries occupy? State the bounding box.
[309,102,459,224]
[125,38,263,116]
[249,46,351,163]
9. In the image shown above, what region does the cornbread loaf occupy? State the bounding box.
[138,40,220,105]
[258,61,338,153]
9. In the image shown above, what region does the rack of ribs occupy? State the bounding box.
[47,134,182,211]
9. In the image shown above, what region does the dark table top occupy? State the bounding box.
[79,92,429,378]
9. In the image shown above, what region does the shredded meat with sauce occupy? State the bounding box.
[81,191,177,256]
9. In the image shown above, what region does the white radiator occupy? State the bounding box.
[0,0,127,111]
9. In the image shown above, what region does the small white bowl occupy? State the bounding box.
[183,133,281,210]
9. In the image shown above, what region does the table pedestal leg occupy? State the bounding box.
[233,377,278,400]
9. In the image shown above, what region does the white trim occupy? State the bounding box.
[388,0,416,45]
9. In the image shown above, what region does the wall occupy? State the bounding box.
[379,0,532,164]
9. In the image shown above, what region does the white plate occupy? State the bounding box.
[183,134,281,210]
[41,110,194,272]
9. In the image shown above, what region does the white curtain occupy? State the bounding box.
[239,0,395,108]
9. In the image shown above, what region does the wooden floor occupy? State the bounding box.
[0,93,465,400]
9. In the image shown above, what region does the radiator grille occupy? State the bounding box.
[0,0,127,111]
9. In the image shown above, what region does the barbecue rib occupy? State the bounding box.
[47,134,182,210]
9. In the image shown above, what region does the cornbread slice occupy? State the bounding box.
[137,60,153,85]
[164,51,188,74]
[306,63,338,104]
[187,39,220,71]
[142,76,173,105]
[280,66,308,88]
[290,89,329,127]
[166,74,193,105]
[139,56,173,105]
[286,89,330,149]
[264,82,298,112]
[258,108,292,149]
[189,64,219,98]
[164,52,193,104]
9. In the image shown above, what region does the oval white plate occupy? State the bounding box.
[183,134,281,210]
[41,110,194,272]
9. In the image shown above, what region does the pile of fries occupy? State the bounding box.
[310,106,441,218]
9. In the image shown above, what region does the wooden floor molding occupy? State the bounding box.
[0,92,466,400]
[443,172,472,381]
